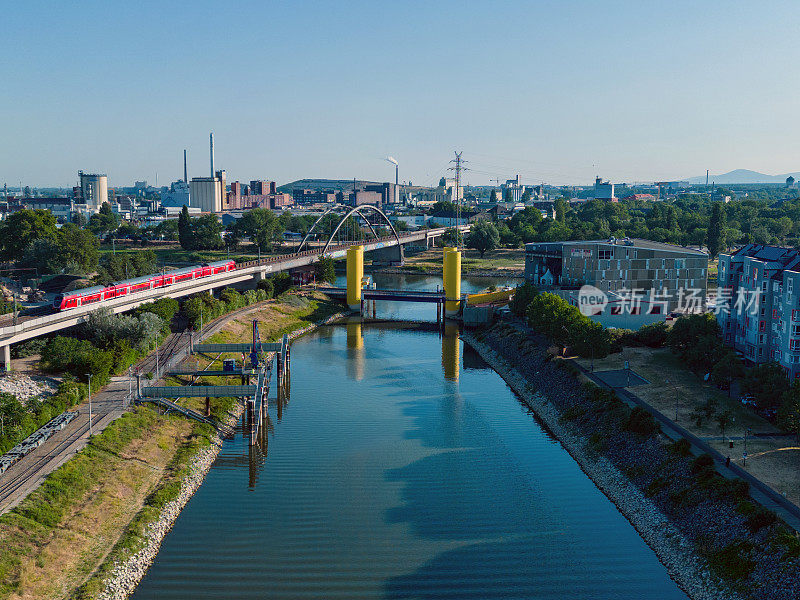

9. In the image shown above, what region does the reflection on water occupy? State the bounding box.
[441,321,459,381]
[334,272,521,322]
[345,318,365,381]
[132,325,687,600]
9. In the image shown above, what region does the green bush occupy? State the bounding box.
[510,282,538,317]
[691,453,715,474]
[624,406,660,437]
[135,297,179,327]
[668,438,692,457]
[257,278,274,299]
[40,336,114,386]
[271,272,293,296]
[704,542,755,580]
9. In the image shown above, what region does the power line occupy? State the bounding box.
[448,151,467,249]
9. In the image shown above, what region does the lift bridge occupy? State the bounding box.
[136,320,290,446]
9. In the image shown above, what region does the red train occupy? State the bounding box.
[52,260,236,311]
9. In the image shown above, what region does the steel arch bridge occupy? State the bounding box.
[295,204,403,261]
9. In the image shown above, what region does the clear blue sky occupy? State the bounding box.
[3,0,800,188]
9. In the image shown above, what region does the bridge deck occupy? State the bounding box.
[319,287,447,303]
[141,385,257,398]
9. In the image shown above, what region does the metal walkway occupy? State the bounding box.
[318,286,446,303]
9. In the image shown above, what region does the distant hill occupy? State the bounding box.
[277,179,385,193]
[685,169,800,184]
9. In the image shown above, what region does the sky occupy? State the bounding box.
[3,0,800,188]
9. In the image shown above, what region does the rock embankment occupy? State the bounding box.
[463,331,739,600]
[467,321,800,600]
[0,373,56,404]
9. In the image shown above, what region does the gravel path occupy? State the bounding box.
[462,332,743,600]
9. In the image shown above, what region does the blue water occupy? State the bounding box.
[131,320,687,599]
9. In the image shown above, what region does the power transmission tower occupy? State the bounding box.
[448,151,468,248]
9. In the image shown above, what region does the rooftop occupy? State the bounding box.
[526,238,707,255]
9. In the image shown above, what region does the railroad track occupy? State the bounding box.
[0,410,105,509]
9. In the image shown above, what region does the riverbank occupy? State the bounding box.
[464,321,800,600]
[0,293,345,600]
[463,331,735,600]
[88,300,346,600]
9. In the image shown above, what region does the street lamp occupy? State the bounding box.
[743,427,752,466]
[86,373,93,437]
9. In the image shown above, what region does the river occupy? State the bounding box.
[131,274,687,599]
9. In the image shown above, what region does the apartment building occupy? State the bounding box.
[717,244,800,378]
[525,238,708,313]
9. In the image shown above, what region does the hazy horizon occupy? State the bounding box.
[3,1,800,188]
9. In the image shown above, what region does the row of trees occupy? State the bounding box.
[490,194,800,257]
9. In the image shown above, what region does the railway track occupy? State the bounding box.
[0,410,104,508]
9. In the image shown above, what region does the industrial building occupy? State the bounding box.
[594,176,617,201]
[525,238,708,313]
[190,170,227,213]
[717,244,800,378]
[77,171,108,210]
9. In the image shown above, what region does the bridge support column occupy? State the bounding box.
[444,248,461,318]
[346,245,364,311]
[1,345,9,372]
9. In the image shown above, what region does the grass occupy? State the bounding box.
[0,289,341,599]
[0,406,196,600]
[400,247,525,273]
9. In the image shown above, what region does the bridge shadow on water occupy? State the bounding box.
[377,351,682,600]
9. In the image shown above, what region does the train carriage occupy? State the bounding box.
[52,260,237,311]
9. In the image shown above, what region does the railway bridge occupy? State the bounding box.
[0,219,468,369]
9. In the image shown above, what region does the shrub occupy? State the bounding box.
[510,282,538,317]
[691,453,715,474]
[257,278,274,299]
[135,298,179,326]
[668,438,692,457]
[624,406,660,437]
[271,272,293,296]
[704,542,755,581]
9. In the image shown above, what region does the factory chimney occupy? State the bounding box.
[209,133,214,177]
[183,149,188,183]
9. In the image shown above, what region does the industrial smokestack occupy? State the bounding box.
[183,149,188,183]
[210,132,215,177]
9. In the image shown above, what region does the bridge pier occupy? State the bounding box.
[1,345,9,372]
[346,245,364,311]
[443,247,461,318]
[371,244,404,266]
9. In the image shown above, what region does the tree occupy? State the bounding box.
[521,189,532,203]
[234,208,284,251]
[554,197,567,223]
[314,256,336,284]
[465,221,500,258]
[707,202,727,258]
[192,214,224,250]
[0,209,57,260]
[56,224,99,274]
[742,362,790,413]
[510,282,538,317]
[778,382,800,439]
[88,202,119,235]
[711,352,743,394]
[178,205,193,250]
[71,212,88,227]
[489,189,499,203]
[716,409,733,438]
[440,227,459,247]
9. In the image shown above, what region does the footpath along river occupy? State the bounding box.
[131,274,688,599]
